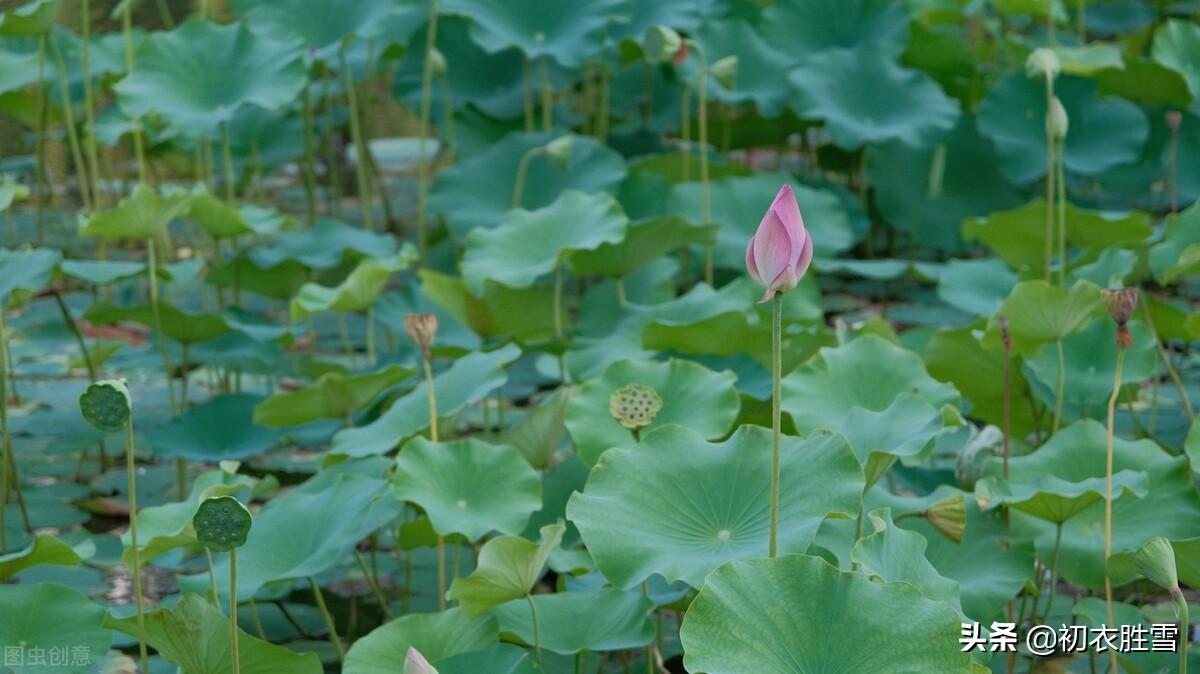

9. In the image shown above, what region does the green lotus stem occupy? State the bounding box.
[438,70,456,152]
[416,0,439,259]
[679,83,692,282]
[540,58,552,131]
[337,314,356,368]
[1056,142,1066,287]
[1040,522,1063,622]
[437,536,447,611]
[1141,300,1194,422]
[248,599,267,640]
[338,47,374,232]
[321,74,342,217]
[495,388,505,431]
[34,36,46,238]
[1043,75,1055,284]
[527,593,543,666]
[199,0,208,19]
[1173,588,1189,674]
[615,278,626,305]
[642,581,653,674]
[221,122,237,202]
[154,0,175,28]
[688,40,713,286]
[300,85,319,223]
[122,2,148,186]
[1051,337,1065,434]
[0,311,31,542]
[553,264,564,341]
[576,651,585,674]
[1104,348,1126,674]
[354,549,392,618]
[523,57,535,133]
[596,64,610,141]
[49,35,92,213]
[80,0,104,209]
[512,146,542,210]
[421,353,447,611]
[308,577,345,661]
[125,417,149,674]
[205,547,220,605]
[146,238,178,413]
[1077,0,1086,40]
[366,307,376,366]
[230,547,240,674]
[768,293,782,558]
[50,291,108,472]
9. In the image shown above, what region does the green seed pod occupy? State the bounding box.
[609,383,663,431]
[193,496,253,552]
[643,25,683,64]
[543,135,575,171]
[709,55,738,90]
[924,493,967,544]
[1133,537,1180,594]
[79,379,132,432]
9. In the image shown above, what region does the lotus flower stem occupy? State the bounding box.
[679,83,691,282]
[354,549,392,618]
[689,40,714,286]
[34,36,46,238]
[125,416,149,674]
[523,57,535,133]
[1052,338,1065,433]
[1039,522,1063,622]
[339,47,375,232]
[540,58,552,131]
[597,64,611,141]
[1169,113,1181,214]
[768,293,782,558]
[1140,300,1194,422]
[438,68,456,151]
[49,35,92,213]
[1076,0,1086,40]
[421,353,447,610]
[308,576,346,661]
[416,0,439,258]
[248,599,267,640]
[0,309,8,553]
[153,0,174,28]
[205,548,219,605]
[300,85,319,223]
[1173,588,1189,674]
[1055,142,1066,287]
[121,3,148,186]
[366,308,376,366]
[145,238,178,412]
[321,75,342,217]
[230,547,240,674]
[50,290,109,473]
[553,265,565,340]
[1042,75,1055,283]
[220,122,237,203]
[527,592,543,666]
[80,0,104,210]
[1104,348,1126,674]
[512,147,539,209]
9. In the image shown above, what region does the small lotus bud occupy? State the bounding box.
[1101,288,1138,349]
[609,383,662,431]
[643,26,683,64]
[1046,96,1069,141]
[709,55,738,90]
[923,493,966,544]
[542,135,574,171]
[1166,111,1183,134]
[746,184,814,303]
[997,315,1012,352]
[404,313,439,361]
[1025,47,1060,80]
[1133,537,1180,594]
[429,48,447,78]
[404,647,439,674]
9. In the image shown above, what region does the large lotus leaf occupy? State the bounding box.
[59,260,148,285]
[761,0,909,60]
[614,0,725,39]
[392,437,542,541]
[1149,203,1200,284]
[249,218,397,270]
[461,190,628,293]
[418,269,555,342]
[430,131,626,237]
[187,187,286,239]
[565,358,740,467]
[0,0,61,36]
[1011,420,1200,589]
[869,116,1026,252]
[976,470,1148,525]
[839,393,948,488]
[447,522,565,617]
[788,47,960,150]
[233,0,419,54]
[440,0,624,67]
[254,365,413,427]
[568,215,716,279]
[936,258,1017,318]
[0,247,60,302]
[691,19,793,117]
[668,173,856,267]
[290,248,417,318]
[107,593,322,674]
[782,334,961,435]
[1024,320,1156,419]
[331,344,521,457]
[0,583,109,674]
[0,49,40,93]
[567,425,863,589]
[115,20,307,137]
[1152,19,1200,100]
[924,327,1038,439]
[491,588,654,655]
[205,473,404,597]
[962,199,1152,273]
[148,394,282,461]
[1095,57,1191,108]
[343,609,499,674]
[0,535,86,581]
[497,387,572,469]
[1068,247,1137,288]
[1052,43,1125,75]
[980,280,1103,356]
[850,509,963,614]
[679,555,976,673]
[976,74,1149,184]
[128,469,257,565]
[78,184,191,240]
[85,300,230,344]
[432,645,538,674]
[0,175,29,211]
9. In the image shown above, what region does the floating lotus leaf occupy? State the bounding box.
[115,20,307,137]
[936,258,1018,318]
[0,247,61,302]
[440,0,624,67]
[461,190,628,293]
[981,280,1103,356]
[566,358,739,467]
[78,184,191,241]
[0,535,86,581]
[977,74,1149,184]
[491,588,654,655]
[679,555,977,673]
[290,248,417,319]
[78,379,131,432]
[343,609,499,674]
[392,437,542,541]
[254,365,413,428]
[447,522,565,617]
[150,394,282,461]
[85,301,231,344]
[1152,19,1200,100]
[59,260,148,285]
[193,495,253,552]
[567,425,863,589]
[498,387,573,469]
[0,583,109,674]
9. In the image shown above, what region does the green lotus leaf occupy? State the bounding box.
[936,258,1017,318]
[567,425,863,589]
[690,19,794,117]
[149,394,282,461]
[962,199,1152,272]
[462,190,628,293]
[0,247,61,302]
[565,358,740,467]
[869,116,1026,252]
[761,0,909,59]
[614,0,725,39]
[86,300,231,344]
[976,470,1148,525]
[851,508,963,613]
[788,47,960,150]
[977,74,1149,184]
[668,173,856,266]
[924,327,1039,439]
[679,554,976,673]
[187,186,286,239]
[254,365,413,428]
[430,131,626,237]
[115,20,307,137]
[193,495,253,552]
[392,437,542,541]
[1053,43,1124,75]
[331,344,520,457]
[447,522,565,617]
[440,0,624,67]
[1152,19,1200,100]
[343,608,499,674]
[491,588,654,655]
[419,268,556,342]
[234,0,420,55]
[106,593,322,674]
[1069,247,1137,288]
[78,184,191,240]
[59,260,148,285]
[78,379,132,432]
[126,468,257,566]
[0,583,109,674]
[1149,203,1200,284]
[0,0,61,36]
[980,280,1103,356]
[568,215,715,279]
[0,49,41,94]
[0,535,86,581]
[1024,320,1156,420]
[0,175,29,213]
[498,387,573,469]
[290,248,417,319]
[431,645,538,674]
[782,334,961,435]
[1095,57,1192,108]
[1011,420,1200,589]
[839,393,948,489]
[250,218,397,270]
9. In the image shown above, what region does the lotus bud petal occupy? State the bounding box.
[710,55,738,90]
[404,647,439,674]
[1047,96,1069,141]
[745,184,814,303]
[924,493,967,544]
[404,313,439,360]
[543,135,574,171]
[1101,288,1138,349]
[1133,537,1180,594]
[643,26,683,64]
[1025,47,1060,80]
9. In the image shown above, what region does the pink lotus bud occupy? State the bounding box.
[745,184,814,303]
[404,647,438,674]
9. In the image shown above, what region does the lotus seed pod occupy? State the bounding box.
[404,647,439,674]
[543,135,575,171]
[643,25,683,64]
[193,496,253,552]
[1101,287,1138,349]
[1046,96,1069,141]
[1166,111,1183,134]
[429,47,447,78]
[1132,537,1180,593]
[404,313,439,360]
[710,55,738,90]
[609,383,663,431]
[1024,47,1060,80]
[79,379,132,432]
[924,493,967,544]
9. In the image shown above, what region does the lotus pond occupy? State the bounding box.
[1,0,1200,672]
